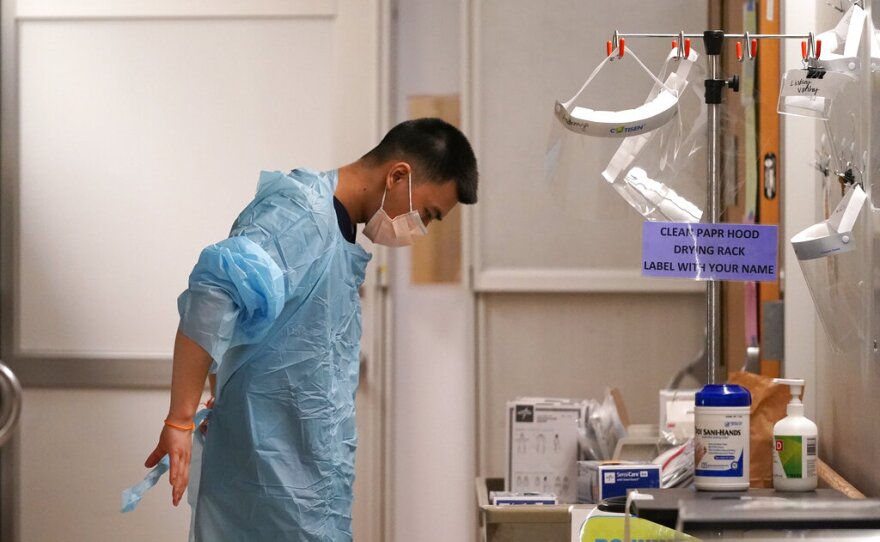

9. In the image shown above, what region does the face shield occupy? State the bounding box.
[552,57,681,139]
[778,68,856,120]
[777,2,874,120]
[779,3,869,252]
[791,185,869,353]
[813,3,879,75]
[546,46,706,222]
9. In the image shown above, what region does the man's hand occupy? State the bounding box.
[149,330,213,507]
[145,423,193,507]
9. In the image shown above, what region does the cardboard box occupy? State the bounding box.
[489,491,558,505]
[476,477,571,542]
[577,461,661,503]
[506,397,583,503]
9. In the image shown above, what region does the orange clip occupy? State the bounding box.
[618,37,625,58]
[736,41,743,61]
[684,38,691,58]
[815,39,822,58]
[672,39,677,50]
[801,41,808,60]
[750,39,758,58]
[607,40,613,57]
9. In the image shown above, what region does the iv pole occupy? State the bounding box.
[705,31,732,386]
[608,29,817,384]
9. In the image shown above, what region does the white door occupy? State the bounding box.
[0,0,389,540]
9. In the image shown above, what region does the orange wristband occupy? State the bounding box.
[164,419,196,432]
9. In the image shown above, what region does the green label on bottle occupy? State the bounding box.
[774,435,802,478]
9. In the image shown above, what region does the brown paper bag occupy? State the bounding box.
[728,371,791,488]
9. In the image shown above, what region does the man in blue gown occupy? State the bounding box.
[145,118,478,540]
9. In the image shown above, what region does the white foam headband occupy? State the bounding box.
[791,185,866,260]
[555,47,696,138]
[554,91,679,137]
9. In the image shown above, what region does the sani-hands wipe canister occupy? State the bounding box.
[694,384,751,490]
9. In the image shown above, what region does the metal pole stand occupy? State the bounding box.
[703,30,739,385]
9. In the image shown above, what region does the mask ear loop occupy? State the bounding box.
[407,172,414,212]
[561,45,678,111]
[378,178,389,211]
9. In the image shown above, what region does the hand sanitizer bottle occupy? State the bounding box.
[772,378,818,491]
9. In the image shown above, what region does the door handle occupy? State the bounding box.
[763,152,777,200]
[0,362,22,448]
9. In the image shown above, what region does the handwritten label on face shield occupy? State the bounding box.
[642,222,778,282]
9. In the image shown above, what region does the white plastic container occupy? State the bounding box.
[772,378,818,491]
[694,384,751,491]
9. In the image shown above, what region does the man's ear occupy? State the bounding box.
[386,161,412,189]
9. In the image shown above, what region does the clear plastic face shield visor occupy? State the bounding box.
[778,67,856,120]
[791,186,868,353]
[778,2,877,120]
[811,2,879,76]
[546,45,707,223]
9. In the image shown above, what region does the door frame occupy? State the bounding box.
[0,1,394,540]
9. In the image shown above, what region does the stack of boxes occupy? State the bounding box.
[504,396,668,504]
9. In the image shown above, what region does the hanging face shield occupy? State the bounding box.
[778,2,872,240]
[546,44,706,222]
[791,185,868,353]
[777,3,875,120]
[777,66,856,121]
[779,2,869,234]
[552,55,681,138]
[813,3,879,75]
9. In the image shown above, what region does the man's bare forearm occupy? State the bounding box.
[167,329,212,424]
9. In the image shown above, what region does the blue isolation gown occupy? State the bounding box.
[177,169,371,541]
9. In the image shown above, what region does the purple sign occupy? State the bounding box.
[642,222,778,282]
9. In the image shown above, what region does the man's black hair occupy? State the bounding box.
[362,118,478,204]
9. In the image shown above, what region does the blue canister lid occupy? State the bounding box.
[695,384,752,407]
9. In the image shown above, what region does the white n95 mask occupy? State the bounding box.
[363,172,427,247]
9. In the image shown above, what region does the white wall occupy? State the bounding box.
[21,389,195,541]
[782,0,819,418]
[391,2,475,542]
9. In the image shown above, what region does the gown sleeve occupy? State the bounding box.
[177,235,285,365]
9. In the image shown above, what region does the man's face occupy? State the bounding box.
[410,179,459,227]
[384,168,459,227]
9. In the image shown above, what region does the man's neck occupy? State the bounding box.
[336,161,382,224]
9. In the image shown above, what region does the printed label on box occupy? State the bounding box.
[577,462,661,503]
[508,404,581,503]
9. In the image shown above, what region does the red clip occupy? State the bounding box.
[815,39,822,58]
[618,37,625,58]
[672,39,677,50]
[606,40,613,57]
[750,39,758,59]
[684,38,691,58]
[736,41,743,61]
[801,41,808,60]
